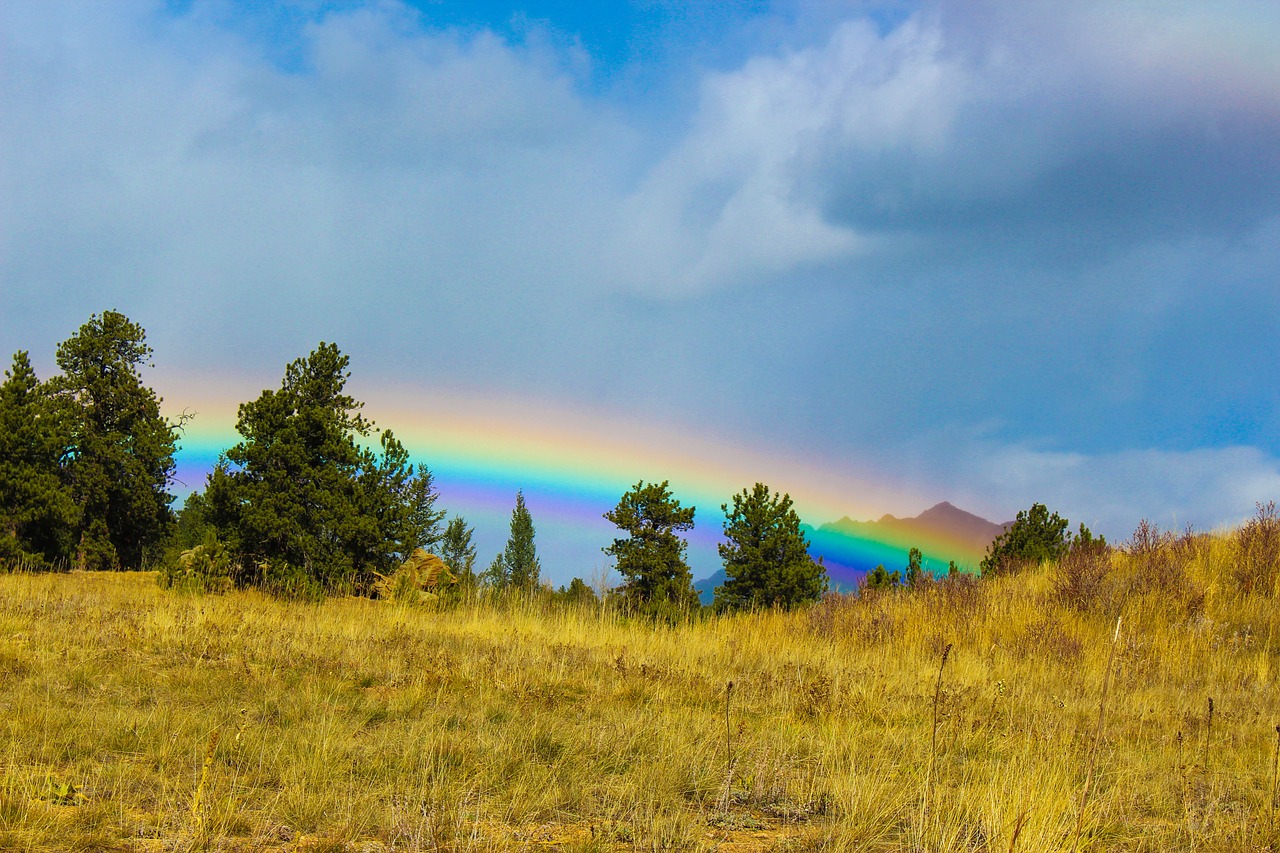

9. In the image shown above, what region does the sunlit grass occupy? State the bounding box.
[0,529,1277,851]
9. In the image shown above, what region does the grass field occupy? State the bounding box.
[1,527,1278,851]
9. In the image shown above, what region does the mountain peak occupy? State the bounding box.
[816,500,1005,561]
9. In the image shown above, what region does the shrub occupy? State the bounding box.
[1234,501,1280,595]
[1118,520,1204,616]
[158,531,233,594]
[1051,537,1113,612]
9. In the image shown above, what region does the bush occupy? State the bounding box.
[1234,501,1280,595]
[1116,520,1204,617]
[158,531,233,594]
[1051,537,1113,612]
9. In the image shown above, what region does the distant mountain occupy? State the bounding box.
[693,569,725,606]
[693,501,1009,600]
[821,501,1009,560]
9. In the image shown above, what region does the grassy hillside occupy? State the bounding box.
[1,525,1278,851]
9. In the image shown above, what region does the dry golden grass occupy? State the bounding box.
[0,531,1277,851]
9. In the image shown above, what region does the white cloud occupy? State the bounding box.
[907,434,1280,539]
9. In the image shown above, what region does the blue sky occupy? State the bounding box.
[3,1,1280,578]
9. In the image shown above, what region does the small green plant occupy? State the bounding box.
[42,775,84,805]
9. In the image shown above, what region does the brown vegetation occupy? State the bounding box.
[1,510,1279,850]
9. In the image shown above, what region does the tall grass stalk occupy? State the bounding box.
[1072,615,1121,853]
[1201,696,1215,774]
[1271,724,1280,833]
[719,680,735,814]
[925,642,953,826]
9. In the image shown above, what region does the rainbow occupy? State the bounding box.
[158,374,983,589]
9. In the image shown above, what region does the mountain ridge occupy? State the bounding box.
[821,500,1009,553]
[694,501,1009,603]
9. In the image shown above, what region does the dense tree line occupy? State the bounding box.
[8,311,1115,613]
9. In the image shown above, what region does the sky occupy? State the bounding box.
[3,1,1279,585]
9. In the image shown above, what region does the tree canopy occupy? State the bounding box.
[715,483,827,610]
[204,342,442,594]
[53,311,177,570]
[980,502,1082,576]
[603,480,698,616]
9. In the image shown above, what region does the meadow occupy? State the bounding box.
[1,525,1278,852]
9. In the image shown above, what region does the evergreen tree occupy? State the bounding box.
[53,312,177,570]
[554,577,598,607]
[905,547,924,589]
[603,480,697,614]
[863,564,901,590]
[439,515,478,587]
[0,351,78,568]
[499,490,540,591]
[980,502,1073,576]
[204,342,441,593]
[715,483,827,610]
[481,553,508,591]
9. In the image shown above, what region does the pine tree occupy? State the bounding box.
[439,515,478,587]
[863,564,901,590]
[0,351,78,568]
[53,312,177,570]
[980,502,1072,576]
[501,490,540,591]
[905,547,924,588]
[204,342,441,593]
[481,553,508,591]
[715,483,827,610]
[603,480,698,614]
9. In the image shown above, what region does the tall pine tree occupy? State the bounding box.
[53,312,177,570]
[603,480,698,615]
[0,351,78,568]
[499,490,540,592]
[204,342,442,594]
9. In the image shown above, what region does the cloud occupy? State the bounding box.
[0,1,633,371]
[891,427,1280,540]
[611,1,1280,295]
